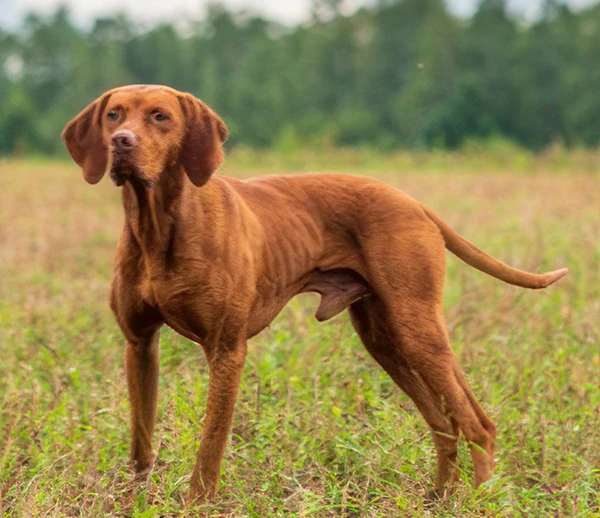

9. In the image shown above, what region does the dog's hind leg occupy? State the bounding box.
[350,293,496,494]
[353,225,497,492]
[350,298,461,496]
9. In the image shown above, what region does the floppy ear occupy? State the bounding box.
[62,93,112,184]
[178,94,229,187]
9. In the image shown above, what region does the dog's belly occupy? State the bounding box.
[245,268,372,336]
[152,274,344,343]
[246,284,307,338]
[143,245,372,345]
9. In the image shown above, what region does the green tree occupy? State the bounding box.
[2,0,600,156]
[392,0,460,147]
[454,0,523,142]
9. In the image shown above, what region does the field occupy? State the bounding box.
[0,152,599,517]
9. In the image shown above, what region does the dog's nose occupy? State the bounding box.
[111,130,138,151]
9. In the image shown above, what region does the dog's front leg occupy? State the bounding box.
[125,328,161,474]
[188,342,248,504]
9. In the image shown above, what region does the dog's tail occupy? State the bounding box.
[421,206,568,289]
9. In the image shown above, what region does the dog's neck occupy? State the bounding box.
[121,166,184,266]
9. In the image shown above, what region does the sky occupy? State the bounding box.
[0,0,598,29]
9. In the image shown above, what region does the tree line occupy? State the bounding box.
[1,0,600,156]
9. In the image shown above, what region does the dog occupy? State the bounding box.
[62,84,567,503]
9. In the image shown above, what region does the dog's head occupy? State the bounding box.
[62,85,228,187]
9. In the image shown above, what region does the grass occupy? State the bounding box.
[0,153,598,516]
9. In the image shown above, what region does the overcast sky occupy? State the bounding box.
[0,0,597,29]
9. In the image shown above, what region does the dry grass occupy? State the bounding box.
[0,156,598,516]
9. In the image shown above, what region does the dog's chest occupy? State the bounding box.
[141,271,249,344]
[138,275,156,307]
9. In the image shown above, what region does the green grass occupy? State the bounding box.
[0,157,599,516]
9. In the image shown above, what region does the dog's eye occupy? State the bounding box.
[107,111,119,121]
[153,112,169,122]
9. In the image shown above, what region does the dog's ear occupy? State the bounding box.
[62,93,112,184]
[178,94,228,187]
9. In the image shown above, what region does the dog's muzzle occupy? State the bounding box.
[111,130,138,152]
[109,130,142,186]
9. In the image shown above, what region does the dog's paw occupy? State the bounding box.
[423,488,444,508]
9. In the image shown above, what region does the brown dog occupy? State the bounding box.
[62,85,567,503]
